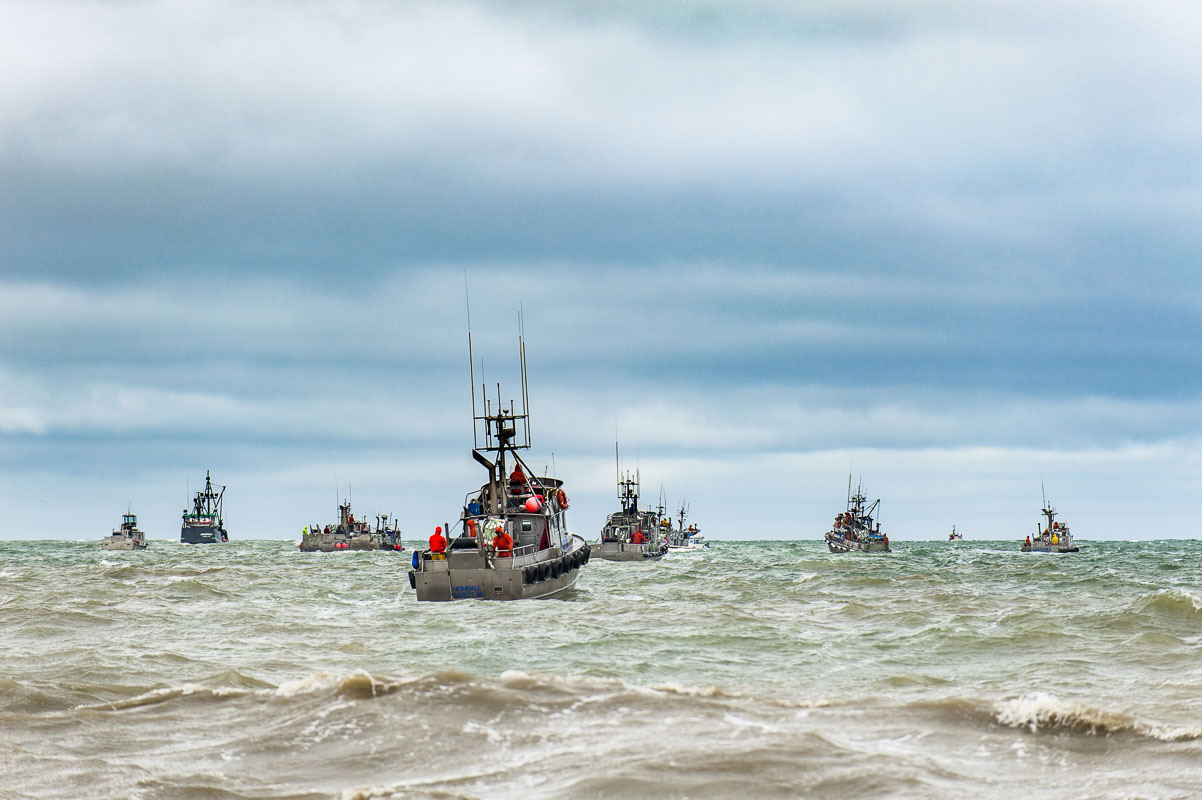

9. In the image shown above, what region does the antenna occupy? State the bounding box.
[466,273,477,435]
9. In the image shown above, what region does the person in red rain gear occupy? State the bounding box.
[509,464,528,492]
[429,526,447,554]
[631,530,648,545]
[493,526,514,558]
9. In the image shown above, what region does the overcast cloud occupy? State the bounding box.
[1,1,1199,540]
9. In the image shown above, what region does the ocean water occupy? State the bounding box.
[1,539,1200,799]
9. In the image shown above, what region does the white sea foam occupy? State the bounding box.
[994,693,1202,741]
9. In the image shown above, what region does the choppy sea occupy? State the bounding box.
[2,539,1200,799]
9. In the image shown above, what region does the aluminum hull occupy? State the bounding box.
[411,535,589,601]
[298,532,403,552]
[825,532,890,553]
[101,535,147,551]
[1021,543,1079,553]
[593,541,665,561]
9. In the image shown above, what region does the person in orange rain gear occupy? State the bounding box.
[466,518,478,538]
[631,530,647,544]
[1025,535,1031,547]
[493,527,514,557]
[429,526,447,554]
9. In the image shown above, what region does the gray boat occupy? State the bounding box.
[181,471,228,544]
[824,478,890,553]
[299,501,404,552]
[1021,489,1079,553]
[101,511,147,551]
[408,333,589,601]
[595,454,667,562]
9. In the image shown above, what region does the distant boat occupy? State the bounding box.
[666,502,709,552]
[824,477,890,553]
[102,510,147,551]
[594,451,667,562]
[181,471,228,544]
[1021,490,1079,553]
[299,500,403,552]
[948,525,963,542]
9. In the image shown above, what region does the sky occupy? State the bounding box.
[1,0,1200,541]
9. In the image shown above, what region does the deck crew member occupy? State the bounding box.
[631,530,647,545]
[509,465,528,492]
[493,527,513,557]
[429,526,447,554]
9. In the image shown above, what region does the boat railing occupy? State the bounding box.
[510,543,537,560]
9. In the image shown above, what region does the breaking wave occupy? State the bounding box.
[993,692,1202,742]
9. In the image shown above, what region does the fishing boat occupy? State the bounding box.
[181,471,228,544]
[594,452,667,562]
[1021,491,1079,553]
[666,502,709,552]
[101,510,147,551]
[824,478,890,553]
[948,525,964,542]
[408,333,590,601]
[299,501,404,552]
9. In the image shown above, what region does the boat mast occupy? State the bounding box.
[470,332,534,518]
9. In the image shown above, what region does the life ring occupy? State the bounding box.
[557,489,568,508]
